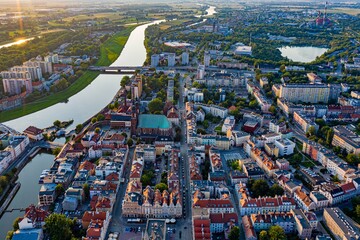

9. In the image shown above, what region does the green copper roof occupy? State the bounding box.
[138,114,171,129]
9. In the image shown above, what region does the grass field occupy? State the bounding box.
[0,71,100,122]
[62,12,127,22]
[96,26,136,66]
[159,18,195,30]
[327,8,360,16]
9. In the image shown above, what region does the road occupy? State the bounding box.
[175,75,193,239]
[107,76,194,239]
[108,146,136,235]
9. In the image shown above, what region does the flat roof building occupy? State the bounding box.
[323,207,360,240]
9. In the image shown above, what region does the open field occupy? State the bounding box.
[62,12,128,22]
[158,18,196,30]
[327,8,360,16]
[96,26,136,66]
[0,71,100,122]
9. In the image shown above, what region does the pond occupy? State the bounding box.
[278,46,329,63]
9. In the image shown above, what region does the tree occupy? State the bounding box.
[270,184,284,196]
[202,120,209,129]
[120,76,131,88]
[326,128,334,146]
[75,124,83,134]
[356,205,360,220]
[96,114,105,121]
[148,98,164,113]
[228,226,240,240]
[5,231,13,240]
[55,184,65,196]
[346,153,360,165]
[53,120,61,128]
[259,230,268,240]
[155,183,168,192]
[44,214,75,240]
[250,179,270,198]
[91,117,97,124]
[52,147,61,156]
[249,100,258,109]
[83,183,90,201]
[0,176,8,188]
[269,105,276,114]
[127,138,134,147]
[306,126,316,137]
[94,127,101,134]
[268,225,286,240]
[230,161,241,171]
[141,174,152,186]
[13,217,20,231]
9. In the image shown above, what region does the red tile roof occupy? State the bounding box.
[24,204,50,223]
[24,126,42,135]
[193,199,233,209]
[82,211,107,223]
[105,172,119,182]
[79,161,95,172]
[193,219,211,240]
[341,182,356,193]
[210,213,238,224]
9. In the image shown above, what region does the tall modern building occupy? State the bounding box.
[204,52,211,67]
[1,71,30,79]
[25,60,53,75]
[182,52,189,65]
[168,53,176,67]
[3,78,33,95]
[151,54,160,67]
[44,54,59,64]
[197,65,205,80]
[279,83,330,103]
[10,65,42,81]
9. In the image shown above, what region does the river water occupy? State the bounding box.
[3,20,164,132]
[0,7,216,238]
[0,20,164,239]
[0,152,54,239]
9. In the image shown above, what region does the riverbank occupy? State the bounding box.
[0,71,99,122]
[96,26,136,66]
[0,27,135,123]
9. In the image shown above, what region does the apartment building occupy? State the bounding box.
[332,125,360,154]
[3,78,33,95]
[323,208,360,240]
[279,83,330,103]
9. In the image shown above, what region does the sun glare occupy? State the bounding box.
[16,0,23,32]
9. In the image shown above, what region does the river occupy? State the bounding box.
[0,6,215,238]
[4,20,164,132]
[0,152,54,239]
[0,19,164,238]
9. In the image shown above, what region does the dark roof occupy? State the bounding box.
[24,126,42,135]
[110,114,131,121]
